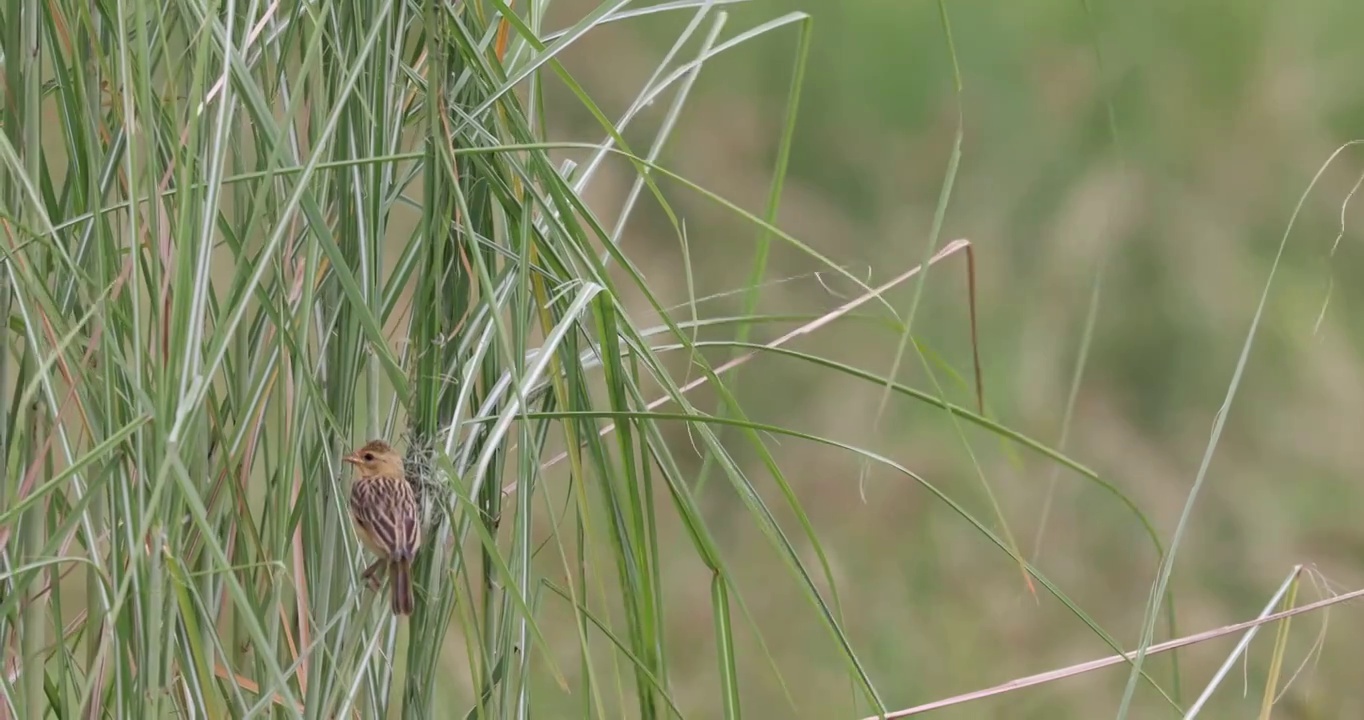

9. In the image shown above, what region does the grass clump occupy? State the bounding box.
[0,0,894,716]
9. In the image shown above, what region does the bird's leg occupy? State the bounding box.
[361,558,386,591]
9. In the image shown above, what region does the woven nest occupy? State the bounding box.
[401,429,449,534]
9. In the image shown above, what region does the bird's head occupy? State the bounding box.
[342,440,405,477]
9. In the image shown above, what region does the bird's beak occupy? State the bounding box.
[342,453,362,466]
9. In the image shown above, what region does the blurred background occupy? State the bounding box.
[532,0,1364,717]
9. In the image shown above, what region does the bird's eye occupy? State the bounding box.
[363,452,374,461]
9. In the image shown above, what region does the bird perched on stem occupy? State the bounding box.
[342,440,422,615]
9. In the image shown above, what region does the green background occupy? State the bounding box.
[540,1,1364,717]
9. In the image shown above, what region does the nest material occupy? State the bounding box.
[401,430,449,535]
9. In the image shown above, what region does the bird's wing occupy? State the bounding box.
[351,475,421,561]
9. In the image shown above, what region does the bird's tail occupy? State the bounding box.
[391,560,415,615]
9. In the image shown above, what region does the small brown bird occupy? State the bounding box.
[342,440,422,615]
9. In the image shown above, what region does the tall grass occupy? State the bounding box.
[0,0,891,715]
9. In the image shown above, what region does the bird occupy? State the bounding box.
[342,440,422,615]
